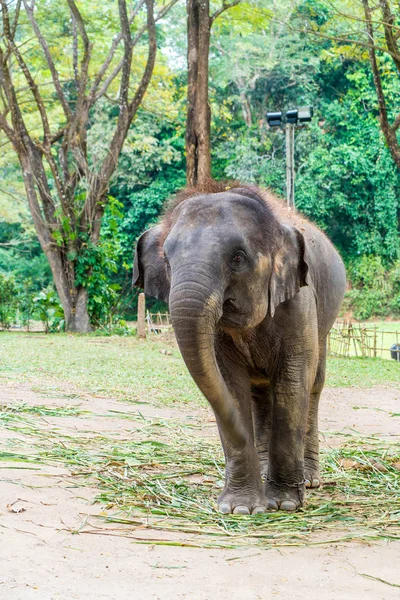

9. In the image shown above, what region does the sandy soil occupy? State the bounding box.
[1,383,399,600]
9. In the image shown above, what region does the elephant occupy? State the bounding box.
[133,181,346,514]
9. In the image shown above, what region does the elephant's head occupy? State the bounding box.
[133,186,308,445]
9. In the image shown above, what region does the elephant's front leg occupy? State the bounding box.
[265,372,311,512]
[216,348,265,515]
[252,384,273,480]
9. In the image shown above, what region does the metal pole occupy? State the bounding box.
[286,122,295,209]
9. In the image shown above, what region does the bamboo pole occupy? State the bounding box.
[137,293,146,339]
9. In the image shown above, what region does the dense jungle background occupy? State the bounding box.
[1,0,399,332]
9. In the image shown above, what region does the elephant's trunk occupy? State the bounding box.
[169,271,248,448]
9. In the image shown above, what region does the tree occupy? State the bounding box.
[361,0,400,169]
[0,0,177,331]
[287,0,400,170]
[185,0,241,185]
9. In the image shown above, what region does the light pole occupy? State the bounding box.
[267,106,314,210]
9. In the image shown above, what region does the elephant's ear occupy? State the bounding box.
[133,225,170,303]
[268,224,309,317]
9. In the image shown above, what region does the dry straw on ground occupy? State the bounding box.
[1,402,399,549]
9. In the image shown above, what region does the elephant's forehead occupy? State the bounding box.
[173,193,262,228]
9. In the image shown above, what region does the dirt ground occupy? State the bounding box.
[1,383,399,600]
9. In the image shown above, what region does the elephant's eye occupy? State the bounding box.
[230,251,247,270]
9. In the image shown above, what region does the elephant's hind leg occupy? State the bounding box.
[304,341,327,489]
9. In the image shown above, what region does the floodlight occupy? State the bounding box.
[298,106,314,123]
[286,109,298,124]
[267,111,282,127]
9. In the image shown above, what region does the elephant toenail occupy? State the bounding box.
[218,503,231,514]
[233,505,250,515]
[280,500,297,511]
[312,479,320,488]
[267,499,279,511]
[251,506,265,515]
[305,479,311,488]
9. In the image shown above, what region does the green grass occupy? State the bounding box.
[326,357,400,387]
[0,332,204,406]
[1,404,399,548]
[1,333,399,403]
[362,321,400,333]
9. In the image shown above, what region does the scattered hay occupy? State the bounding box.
[1,405,399,549]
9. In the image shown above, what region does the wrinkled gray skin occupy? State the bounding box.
[133,187,346,514]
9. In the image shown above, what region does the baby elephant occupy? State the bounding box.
[133,182,346,514]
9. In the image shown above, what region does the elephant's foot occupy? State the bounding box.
[218,487,266,515]
[218,447,266,514]
[304,457,321,489]
[264,479,305,512]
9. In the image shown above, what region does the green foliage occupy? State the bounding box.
[343,256,400,320]
[0,223,52,289]
[1,0,400,323]
[116,169,186,260]
[0,270,58,332]
[16,280,37,329]
[75,196,125,329]
[0,274,17,329]
[33,287,65,333]
[295,63,400,263]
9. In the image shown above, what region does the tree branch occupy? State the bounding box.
[66,0,92,98]
[50,125,68,145]
[392,113,400,132]
[210,0,241,25]
[322,0,400,34]
[379,0,400,73]
[279,21,400,63]
[93,0,178,103]
[71,10,79,84]
[362,0,400,169]
[0,26,58,223]
[119,0,134,112]
[22,0,72,120]
[87,0,146,104]
[82,0,157,238]
[1,0,51,143]
[128,0,157,117]
[10,0,21,40]
[0,109,16,144]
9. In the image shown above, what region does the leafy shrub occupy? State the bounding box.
[33,287,65,333]
[344,256,400,320]
[16,283,36,329]
[75,196,126,330]
[0,274,17,329]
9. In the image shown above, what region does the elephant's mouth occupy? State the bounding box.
[220,298,249,329]
[223,298,237,312]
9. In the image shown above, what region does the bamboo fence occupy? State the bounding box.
[146,310,171,335]
[141,307,400,362]
[327,320,400,360]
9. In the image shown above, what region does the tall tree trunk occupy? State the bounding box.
[186,0,211,186]
[46,249,91,333]
[19,148,92,332]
